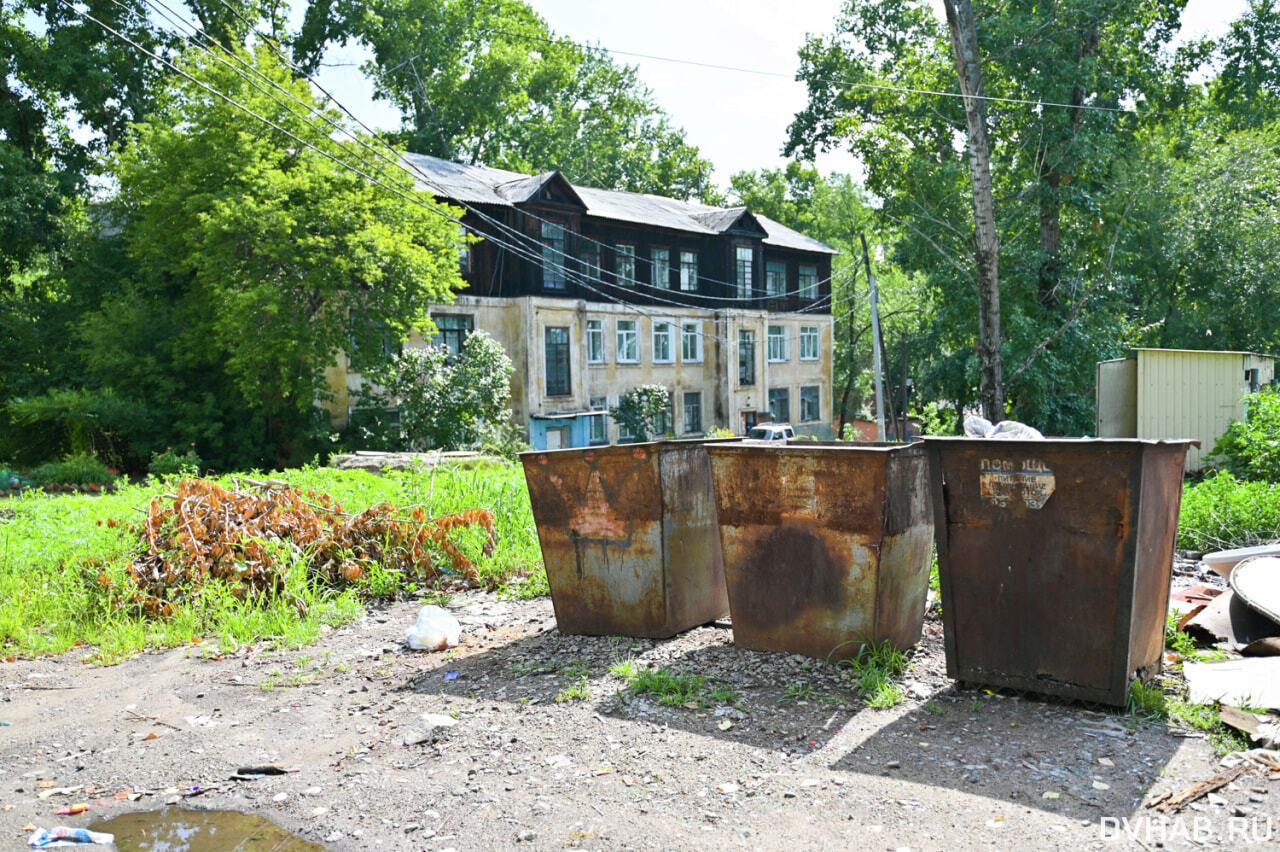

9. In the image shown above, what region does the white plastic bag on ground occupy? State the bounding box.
[404,605,461,651]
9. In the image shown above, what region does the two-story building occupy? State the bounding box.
[325,154,838,450]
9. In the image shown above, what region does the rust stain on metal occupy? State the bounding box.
[707,442,933,661]
[521,441,728,638]
[925,438,1192,706]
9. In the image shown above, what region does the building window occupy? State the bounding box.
[768,388,790,424]
[580,244,600,280]
[457,225,471,274]
[616,244,636,286]
[679,251,698,291]
[738,329,755,386]
[800,325,819,361]
[768,325,789,362]
[589,396,608,444]
[542,222,566,289]
[800,386,820,422]
[766,261,786,297]
[683,391,702,434]
[655,391,674,436]
[586,319,605,364]
[799,264,818,300]
[544,326,570,396]
[434,314,473,359]
[650,248,670,289]
[735,246,753,298]
[681,320,703,362]
[616,319,639,363]
[652,320,674,363]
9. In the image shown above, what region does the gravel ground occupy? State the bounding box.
[2,592,1278,851]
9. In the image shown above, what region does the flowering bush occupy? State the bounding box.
[148,444,202,477]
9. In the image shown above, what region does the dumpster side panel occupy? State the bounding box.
[1127,443,1189,678]
[659,443,730,630]
[875,450,935,649]
[930,442,1134,703]
[710,445,925,660]
[522,446,668,636]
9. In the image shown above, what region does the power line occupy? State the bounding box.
[64,0,864,353]
[387,23,1132,115]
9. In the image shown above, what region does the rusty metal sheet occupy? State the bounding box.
[520,440,729,638]
[924,438,1192,706]
[707,442,933,661]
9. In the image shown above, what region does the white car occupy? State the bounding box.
[746,423,795,441]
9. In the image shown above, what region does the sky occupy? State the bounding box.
[309,0,1251,187]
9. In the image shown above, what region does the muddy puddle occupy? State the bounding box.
[90,807,324,850]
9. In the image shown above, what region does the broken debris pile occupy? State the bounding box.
[92,478,496,616]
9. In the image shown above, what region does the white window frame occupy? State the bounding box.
[652,319,675,364]
[586,319,605,364]
[616,244,636,286]
[767,325,789,362]
[616,319,639,364]
[681,320,703,363]
[735,246,753,298]
[679,250,698,291]
[799,325,819,361]
[799,264,818,300]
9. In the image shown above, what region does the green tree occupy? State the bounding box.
[610,385,670,442]
[62,45,466,470]
[788,0,1184,434]
[360,331,515,451]
[294,0,717,200]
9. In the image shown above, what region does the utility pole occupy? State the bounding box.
[861,233,885,442]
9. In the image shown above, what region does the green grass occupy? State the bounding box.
[0,461,544,661]
[830,641,909,708]
[612,662,740,709]
[1178,471,1280,551]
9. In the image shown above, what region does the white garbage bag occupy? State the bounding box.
[989,420,1045,440]
[964,414,994,437]
[404,605,461,651]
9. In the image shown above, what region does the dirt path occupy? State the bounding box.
[2,594,1277,850]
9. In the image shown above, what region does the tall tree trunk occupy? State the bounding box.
[942,0,1004,422]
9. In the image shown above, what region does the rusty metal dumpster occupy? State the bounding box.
[706,441,934,660]
[923,438,1193,706]
[520,440,730,638]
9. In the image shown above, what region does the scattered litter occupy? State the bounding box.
[1091,781,1110,791]
[717,720,733,731]
[716,782,739,794]
[54,805,88,816]
[37,787,83,799]
[401,712,457,746]
[0,721,10,726]
[1184,658,1280,709]
[1098,757,1114,768]
[27,827,114,847]
[444,671,458,681]
[1221,749,1280,772]
[1231,556,1280,625]
[1203,544,1280,580]
[1169,585,1222,618]
[405,606,462,651]
[1042,791,1060,800]
[1242,637,1280,656]
[235,765,296,776]
[1146,764,1252,814]
[1182,591,1280,651]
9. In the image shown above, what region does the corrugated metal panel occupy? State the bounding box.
[1136,350,1251,470]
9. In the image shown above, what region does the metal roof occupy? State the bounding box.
[401,152,838,255]
[1132,347,1278,359]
